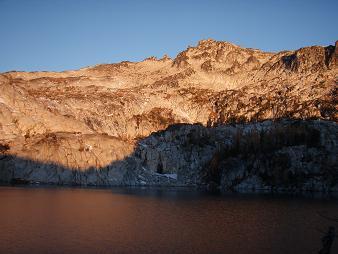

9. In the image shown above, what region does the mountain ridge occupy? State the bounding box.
[2,38,336,73]
[0,39,337,190]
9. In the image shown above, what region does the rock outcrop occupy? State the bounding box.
[0,39,337,192]
[1,120,337,192]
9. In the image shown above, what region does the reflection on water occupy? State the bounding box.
[0,186,337,254]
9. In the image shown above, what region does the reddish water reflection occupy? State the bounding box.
[0,186,337,254]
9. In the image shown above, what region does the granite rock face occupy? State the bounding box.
[133,120,338,192]
[0,39,337,191]
[1,120,337,192]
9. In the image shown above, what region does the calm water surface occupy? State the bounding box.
[0,186,337,254]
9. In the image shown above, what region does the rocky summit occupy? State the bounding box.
[0,39,337,192]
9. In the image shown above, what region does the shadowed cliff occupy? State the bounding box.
[1,120,337,193]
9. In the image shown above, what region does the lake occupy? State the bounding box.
[0,186,337,254]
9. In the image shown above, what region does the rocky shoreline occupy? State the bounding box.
[1,120,337,193]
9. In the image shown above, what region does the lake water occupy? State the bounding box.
[0,186,337,254]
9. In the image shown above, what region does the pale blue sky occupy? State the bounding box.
[0,0,337,72]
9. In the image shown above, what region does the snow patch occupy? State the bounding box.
[163,173,177,180]
[154,173,177,180]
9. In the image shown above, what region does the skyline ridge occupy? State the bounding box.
[1,0,337,72]
[2,38,337,73]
